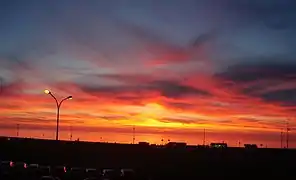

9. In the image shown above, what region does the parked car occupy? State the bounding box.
[102,169,120,179]
[14,162,27,169]
[29,164,39,169]
[0,161,14,174]
[52,166,68,179]
[38,165,51,176]
[86,168,100,178]
[120,168,135,178]
[70,167,86,180]
[40,175,60,180]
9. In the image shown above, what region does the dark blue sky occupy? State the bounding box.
[1,0,295,76]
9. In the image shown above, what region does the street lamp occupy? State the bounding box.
[44,89,72,141]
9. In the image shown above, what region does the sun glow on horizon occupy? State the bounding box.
[141,103,166,115]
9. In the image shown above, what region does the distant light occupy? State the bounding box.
[64,166,67,173]
[10,161,14,167]
[24,163,27,168]
[44,89,50,94]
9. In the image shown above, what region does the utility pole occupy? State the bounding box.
[70,125,73,141]
[280,129,283,148]
[132,125,135,144]
[16,124,19,137]
[203,128,206,145]
[286,120,290,149]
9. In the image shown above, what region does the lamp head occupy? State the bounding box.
[44,89,51,94]
[67,96,73,100]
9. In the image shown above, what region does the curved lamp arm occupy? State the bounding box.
[49,93,59,108]
[44,90,72,108]
[58,96,72,108]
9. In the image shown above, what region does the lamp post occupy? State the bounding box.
[44,89,72,141]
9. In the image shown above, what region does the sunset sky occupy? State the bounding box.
[1,0,296,148]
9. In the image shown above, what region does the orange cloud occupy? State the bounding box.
[0,67,295,148]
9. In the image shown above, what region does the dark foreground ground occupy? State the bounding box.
[0,137,295,179]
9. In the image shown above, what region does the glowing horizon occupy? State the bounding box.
[0,0,296,148]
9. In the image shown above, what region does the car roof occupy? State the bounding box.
[86,168,96,171]
[40,176,54,180]
[40,165,51,168]
[103,169,114,171]
[1,161,11,164]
